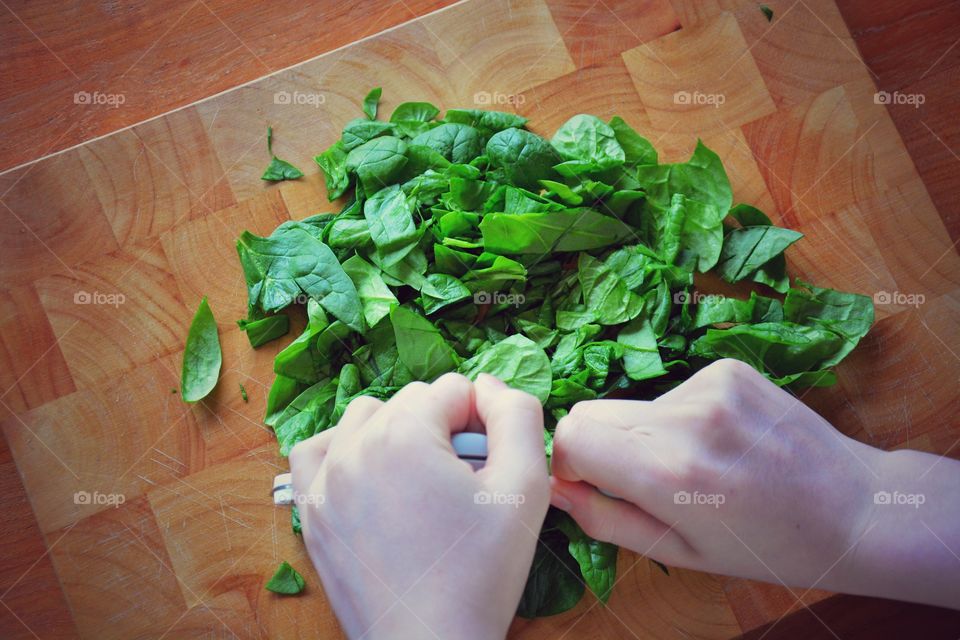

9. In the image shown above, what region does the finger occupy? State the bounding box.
[289,436,326,499]
[550,401,677,510]
[474,374,546,488]
[338,395,384,431]
[383,374,476,439]
[550,478,692,565]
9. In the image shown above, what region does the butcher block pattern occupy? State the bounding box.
[1,0,958,638]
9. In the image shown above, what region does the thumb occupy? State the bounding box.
[474,374,546,491]
[551,477,691,565]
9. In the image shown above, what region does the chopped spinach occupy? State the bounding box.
[265,561,305,595]
[261,127,304,182]
[225,90,874,617]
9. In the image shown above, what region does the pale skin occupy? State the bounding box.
[290,361,960,639]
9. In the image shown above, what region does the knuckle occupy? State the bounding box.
[554,412,586,451]
[434,371,471,388]
[504,388,541,411]
[344,395,382,417]
[698,397,734,429]
[705,358,757,384]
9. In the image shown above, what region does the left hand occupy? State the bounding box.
[290,373,550,640]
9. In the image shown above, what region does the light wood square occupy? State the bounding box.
[420,0,576,105]
[79,107,236,246]
[622,12,776,134]
[33,243,190,388]
[1,358,201,534]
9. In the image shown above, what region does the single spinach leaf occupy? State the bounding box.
[390,101,440,123]
[458,334,552,403]
[486,128,561,190]
[363,185,419,266]
[237,314,290,348]
[480,209,637,254]
[362,87,382,119]
[181,297,222,402]
[557,516,619,603]
[391,306,458,380]
[237,223,363,330]
[315,141,350,200]
[617,317,667,380]
[265,561,305,595]
[608,116,657,166]
[716,225,803,283]
[577,253,644,325]
[342,254,399,328]
[411,123,483,163]
[636,140,732,214]
[551,114,625,170]
[345,136,409,195]
[261,127,304,181]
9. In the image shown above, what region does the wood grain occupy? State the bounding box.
[1,0,958,638]
[0,0,460,172]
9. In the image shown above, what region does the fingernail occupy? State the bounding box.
[477,373,507,389]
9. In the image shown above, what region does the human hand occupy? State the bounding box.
[550,358,886,594]
[290,373,550,639]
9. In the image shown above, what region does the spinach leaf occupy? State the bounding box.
[486,128,561,190]
[444,109,527,134]
[363,87,382,120]
[342,254,399,328]
[261,127,304,181]
[342,119,395,151]
[783,281,873,367]
[517,508,585,618]
[577,253,644,325]
[181,297,222,402]
[617,317,667,380]
[728,204,790,292]
[411,123,483,163]
[480,209,636,254]
[557,516,619,603]
[363,185,419,266]
[636,140,732,214]
[264,375,303,427]
[390,101,440,123]
[315,141,350,200]
[551,114,625,170]
[458,334,552,403]
[237,223,363,330]
[391,306,458,380]
[716,225,802,283]
[265,561,305,595]
[689,322,845,377]
[345,136,409,195]
[237,314,290,348]
[608,116,657,166]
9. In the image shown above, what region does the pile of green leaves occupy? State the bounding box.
[235,89,873,616]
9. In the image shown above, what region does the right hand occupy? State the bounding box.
[550,359,882,593]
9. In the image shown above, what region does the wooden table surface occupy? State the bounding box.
[1,1,958,638]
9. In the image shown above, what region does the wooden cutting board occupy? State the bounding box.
[1,0,958,638]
